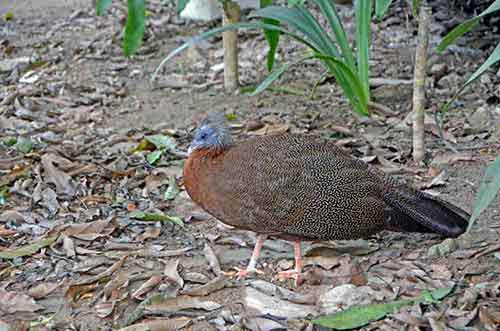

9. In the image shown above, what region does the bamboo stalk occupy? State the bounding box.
[222,1,240,92]
[412,0,430,165]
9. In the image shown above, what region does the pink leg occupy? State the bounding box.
[276,241,302,286]
[232,234,267,279]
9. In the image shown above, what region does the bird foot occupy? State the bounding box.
[274,269,302,287]
[224,267,264,280]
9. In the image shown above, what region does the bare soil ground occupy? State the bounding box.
[0,1,499,330]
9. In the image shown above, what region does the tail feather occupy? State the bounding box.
[383,186,469,238]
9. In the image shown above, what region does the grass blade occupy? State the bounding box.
[96,0,112,16]
[355,0,372,99]
[250,53,314,95]
[261,0,281,71]
[467,156,500,232]
[123,0,146,56]
[412,0,420,17]
[437,0,500,53]
[151,22,318,82]
[314,0,355,69]
[375,0,393,19]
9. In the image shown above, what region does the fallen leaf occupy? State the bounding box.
[0,290,43,313]
[313,287,453,330]
[118,318,192,331]
[203,243,221,275]
[40,153,75,197]
[164,175,180,201]
[145,296,221,314]
[129,211,184,228]
[163,259,184,288]
[132,275,163,300]
[0,235,57,259]
[181,275,228,297]
[28,282,61,299]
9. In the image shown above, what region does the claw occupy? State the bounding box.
[274,269,302,286]
[224,266,264,280]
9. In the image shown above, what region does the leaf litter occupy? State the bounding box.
[0,1,499,330]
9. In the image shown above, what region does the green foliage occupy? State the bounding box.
[177,0,190,14]
[96,0,112,16]
[437,0,500,114]
[437,0,500,53]
[375,0,393,19]
[261,0,281,72]
[468,156,500,232]
[129,211,185,228]
[124,0,146,57]
[155,1,375,115]
[312,287,453,329]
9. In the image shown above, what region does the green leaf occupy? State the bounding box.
[177,0,190,14]
[15,137,32,154]
[145,135,177,150]
[152,21,317,82]
[313,287,453,330]
[468,156,500,232]
[129,211,185,228]
[314,0,355,70]
[440,42,500,114]
[3,137,17,147]
[463,41,500,86]
[315,54,369,115]
[436,19,480,53]
[147,150,163,165]
[0,236,58,260]
[411,0,420,17]
[261,0,281,72]
[355,0,372,100]
[437,0,500,53]
[0,187,8,205]
[96,0,112,16]
[375,0,392,19]
[123,0,146,56]
[164,175,180,200]
[250,54,314,96]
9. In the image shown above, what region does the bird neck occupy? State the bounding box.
[183,147,228,209]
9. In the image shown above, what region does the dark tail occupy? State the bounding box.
[383,186,469,238]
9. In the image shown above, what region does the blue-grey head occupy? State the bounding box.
[188,113,233,155]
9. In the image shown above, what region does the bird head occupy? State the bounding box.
[188,113,233,154]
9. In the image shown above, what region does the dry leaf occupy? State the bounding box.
[40,153,75,197]
[163,259,184,288]
[0,290,43,313]
[28,282,60,299]
[132,275,163,300]
[145,296,221,313]
[203,243,221,275]
[118,318,192,331]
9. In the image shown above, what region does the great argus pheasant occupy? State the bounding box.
[183,114,469,285]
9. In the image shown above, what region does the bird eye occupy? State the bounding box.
[200,132,207,140]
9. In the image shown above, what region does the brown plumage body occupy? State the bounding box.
[183,118,469,284]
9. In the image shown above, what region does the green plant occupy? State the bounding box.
[96,0,146,56]
[155,0,389,116]
[436,0,500,114]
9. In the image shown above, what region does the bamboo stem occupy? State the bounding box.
[412,1,430,165]
[222,1,240,92]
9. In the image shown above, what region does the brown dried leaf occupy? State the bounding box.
[479,307,498,331]
[203,243,221,275]
[0,290,43,313]
[181,275,228,297]
[62,235,76,257]
[95,301,115,318]
[28,282,60,299]
[40,153,75,197]
[118,318,192,331]
[73,255,127,286]
[163,259,184,288]
[132,275,163,300]
[138,226,161,241]
[145,296,221,313]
